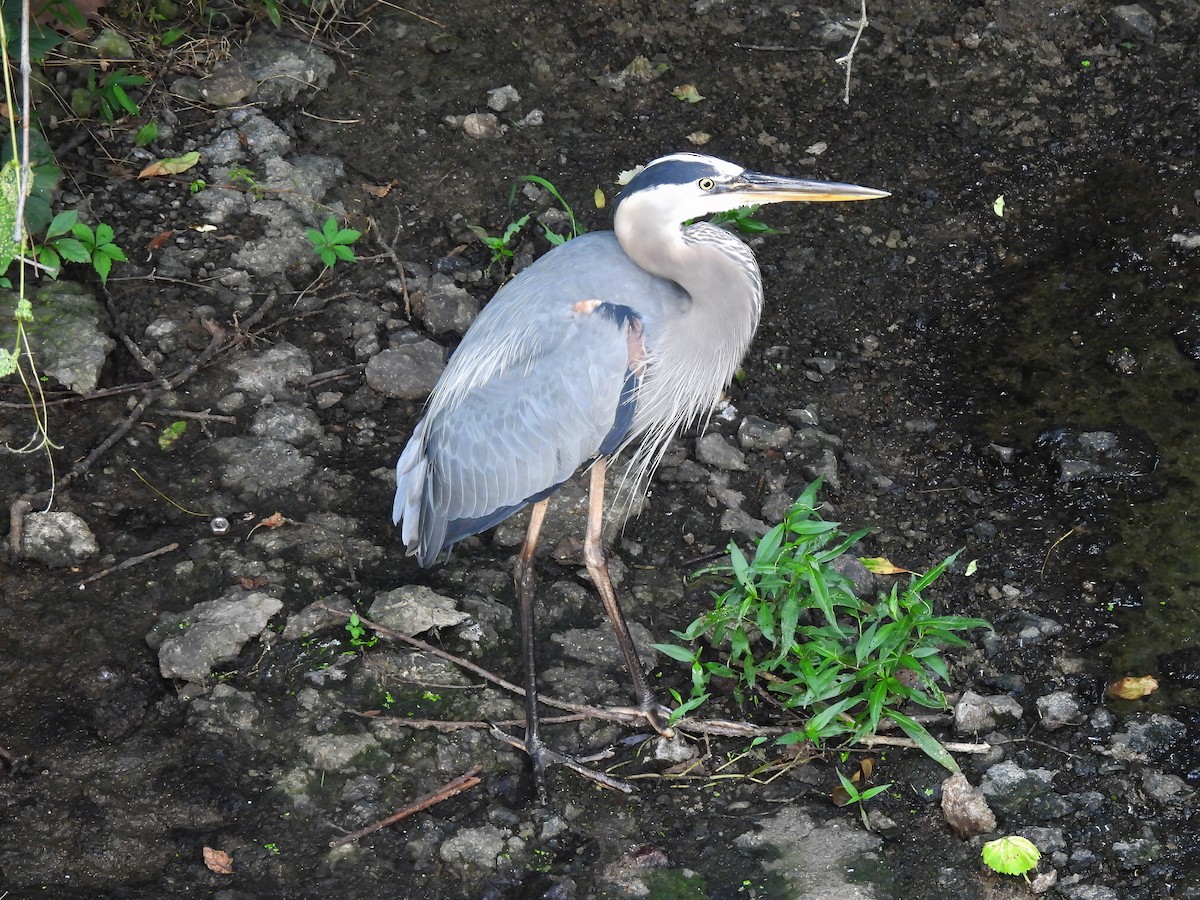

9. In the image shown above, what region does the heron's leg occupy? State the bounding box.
[583,459,674,737]
[514,497,550,798]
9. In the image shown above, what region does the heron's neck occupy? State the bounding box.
[616,217,764,449]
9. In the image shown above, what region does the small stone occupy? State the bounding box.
[148,590,283,682]
[419,275,480,334]
[1141,770,1193,805]
[250,403,322,447]
[213,436,316,497]
[229,342,314,395]
[486,84,520,111]
[369,585,470,635]
[21,511,99,567]
[365,341,446,399]
[462,112,501,139]
[439,825,506,868]
[200,60,257,106]
[1110,4,1156,43]
[955,690,1024,733]
[695,432,747,471]
[940,773,996,839]
[301,733,385,771]
[1036,691,1082,730]
[736,416,794,451]
[91,28,133,58]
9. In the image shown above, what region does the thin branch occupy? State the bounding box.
[329,767,481,847]
[835,0,869,104]
[77,542,179,587]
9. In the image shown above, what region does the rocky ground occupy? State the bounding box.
[2,0,1199,897]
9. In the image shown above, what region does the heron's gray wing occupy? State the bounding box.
[394,300,639,566]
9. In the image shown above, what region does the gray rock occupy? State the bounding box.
[462,112,502,139]
[552,622,658,671]
[1036,426,1157,485]
[90,27,133,58]
[734,806,884,898]
[980,760,1057,812]
[1111,4,1156,43]
[0,282,115,394]
[1141,770,1193,805]
[439,824,506,868]
[200,59,257,106]
[719,506,768,538]
[1036,691,1082,730]
[148,590,283,682]
[1110,713,1187,759]
[955,691,1023,733]
[241,35,337,107]
[212,436,316,496]
[1062,887,1120,900]
[21,511,99,567]
[250,403,322,446]
[229,342,313,395]
[940,772,996,839]
[695,432,747,470]
[143,316,181,354]
[737,415,794,451]
[420,275,480,334]
[301,733,386,771]
[365,341,446,398]
[368,585,470,635]
[486,84,520,111]
[230,109,293,159]
[1112,836,1162,869]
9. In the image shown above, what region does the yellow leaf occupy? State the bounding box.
[138,151,201,178]
[1105,675,1159,700]
[859,557,915,576]
[594,186,606,209]
[671,84,705,103]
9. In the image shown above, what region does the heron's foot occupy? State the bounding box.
[488,725,635,796]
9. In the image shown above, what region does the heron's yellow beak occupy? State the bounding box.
[730,170,890,203]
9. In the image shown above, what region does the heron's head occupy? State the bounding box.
[614,152,889,226]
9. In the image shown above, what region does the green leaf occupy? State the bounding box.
[95,223,116,246]
[161,28,187,46]
[0,159,23,273]
[652,643,696,664]
[334,228,361,245]
[45,209,78,239]
[981,836,1040,877]
[93,252,113,284]
[884,709,959,773]
[52,238,90,263]
[333,244,356,262]
[99,244,127,262]
[135,122,159,147]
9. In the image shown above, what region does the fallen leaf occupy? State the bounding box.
[203,846,234,875]
[1106,674,1159,700]
[831,757,875,807]
[992,195,1005,217]
[138,151,201,178]
[593,186,606,209]
[192,224,217,233]
[859,556,916,576]
[362,179,397,198]
[671,83,705,103]
[238,575,269,589]
[146,230,175,254]
[982,835,1040,877]
[247,511,288,539]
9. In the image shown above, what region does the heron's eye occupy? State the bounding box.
[698,177,716,191]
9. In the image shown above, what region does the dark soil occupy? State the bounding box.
[2,1,1199,897]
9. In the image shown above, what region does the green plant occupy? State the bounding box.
[36,210,128,284]
[344,613,376,649]
[469,174,584,271]
[468,212,532,270]
[518,174,584,244]
[655,479,990,771]
[835,768,893,829]
[709,204,778,235]
[85,68,149,122]
[305,216,361,268]
[228,166,265,199]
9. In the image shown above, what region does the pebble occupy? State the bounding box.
[365,340,446,399]
[462,112,502,139]
[21,511,100,567]
[695,432,747,471]
[486,84,520,111]
[1036,691,1082,731]
[955,690,1024,733]
[147,590,283,682]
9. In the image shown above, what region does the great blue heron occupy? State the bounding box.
[393,152,888,791]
